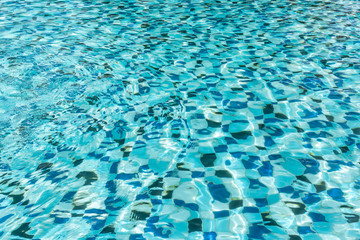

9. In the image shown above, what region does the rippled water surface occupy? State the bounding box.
[1,0,360,239]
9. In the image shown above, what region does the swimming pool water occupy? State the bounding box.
[1,0,360,239]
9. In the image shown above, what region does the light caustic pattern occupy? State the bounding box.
[0,0,360,239]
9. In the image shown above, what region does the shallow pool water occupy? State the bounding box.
[1,0,360,239]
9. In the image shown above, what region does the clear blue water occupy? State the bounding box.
[1,0,360,239]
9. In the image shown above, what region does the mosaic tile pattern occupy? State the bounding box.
[1,0,360,239]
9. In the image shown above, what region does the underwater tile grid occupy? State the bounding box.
[0,0,360,239]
